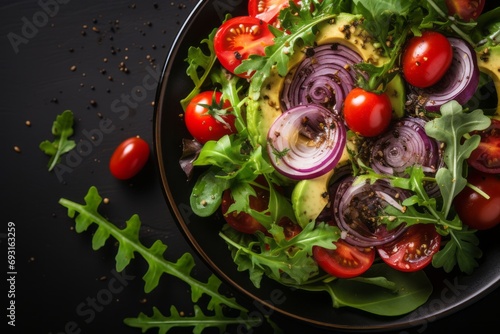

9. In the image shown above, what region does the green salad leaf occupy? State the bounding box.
[124,305,263,334]
[299,263,433,316]
[39,110,76,171]
[220,222,339,288]
[59,186,246,312]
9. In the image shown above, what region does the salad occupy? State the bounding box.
[176,0,500,316]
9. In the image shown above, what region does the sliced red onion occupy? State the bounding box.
[408,37,479,112]
[363,117,443,175]
[361,117,444,197]
[331,176,409,248]
[281,44,362,115]
[267,104,346,180]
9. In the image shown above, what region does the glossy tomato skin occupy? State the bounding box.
[214,16,274,78]
[454,169,500,230]
[402,31,453,88]
[377,224,441,272]
[184,91,236,144]
[313,240,375,279]
[109,137,150,180]
[221,183,269,234]
[445,0,485,21]
[468,118,500,174]
[343,88,392,137]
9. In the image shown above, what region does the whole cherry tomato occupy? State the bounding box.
[402,31,453,88]
[454,168,500,230]
[343,88,393,137]
[184,91,236,144]
[109,136,150,180]
[445,0,485,21]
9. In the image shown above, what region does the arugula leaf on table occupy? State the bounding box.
[39,110,76,171]
[59,186,246,313]
[124,305,264,334]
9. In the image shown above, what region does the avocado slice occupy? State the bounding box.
[386,74,406,119]
[476,44,500,116]
[247,13,390,150]
[248,13,395,226]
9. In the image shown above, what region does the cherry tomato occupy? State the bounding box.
[109,136,150,180]
[445,0,485,21]
[468,118,500,174]
[313,240,375,279]
[221,181,269,234]
[376,224,441,272]
[454,168,500,230]
[343,88,392,137]
[213,16,274,78]
[184,91,236,144]
[248,0,299,26]
[402,31,453,88]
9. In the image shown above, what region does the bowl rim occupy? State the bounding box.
[153,0,500,331]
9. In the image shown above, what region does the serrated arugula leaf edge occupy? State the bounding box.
[58,186,246,313]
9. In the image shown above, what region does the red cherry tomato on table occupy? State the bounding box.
[468,118,500,174]
[313,239,375,279]
[343,88,393,137]
[109,136,150,180]
[214,16,274,78]
[376,224,441,272]
[184,91,236,144]
[445,0,485,21]
[454,168,500,230]
[402,31,453,88]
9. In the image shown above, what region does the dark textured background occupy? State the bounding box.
[1,0,498,333]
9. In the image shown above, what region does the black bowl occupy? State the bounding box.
[154,0,500,331]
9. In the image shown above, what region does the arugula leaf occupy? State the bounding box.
[124,305,263,334]
[180,26,219,110]
[220,222,339,288]
[59,186,246,312]
[298,263,433,316]
[425,101,491,215]
[39,110,76,171]
[432,226,482,274]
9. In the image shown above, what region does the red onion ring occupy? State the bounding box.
[267,104,346,180]
[408,37,479,112]
[363,117,443,176]
[281,44,362,115]
[332,176,409,247]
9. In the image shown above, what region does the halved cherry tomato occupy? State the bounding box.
[468,118,500,174]
[343,88,393,137]
[376,224,441,272]
[402,31,453,88]
[445,0,485,21]
[454,168,500,230]
[109,136,150,180]
[248,0,299,26]
[313,240,375,279]
[221,181,269,234]
[184,91,236,144]
[213,16,274,78]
